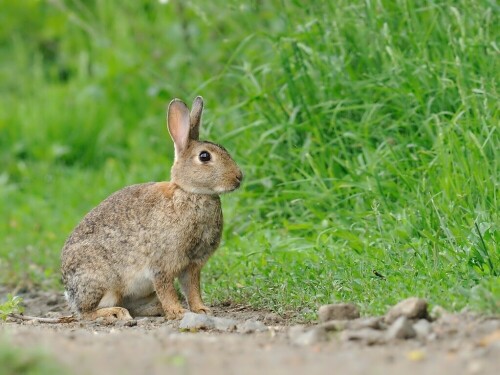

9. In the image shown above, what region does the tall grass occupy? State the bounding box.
[0,0,498,314]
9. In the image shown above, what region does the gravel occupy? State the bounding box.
[385,298,429,324]
[385,316,416,340]
[288,325,328,346]
[318,303,360,322]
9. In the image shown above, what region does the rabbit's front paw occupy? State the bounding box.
[164,306,187,320]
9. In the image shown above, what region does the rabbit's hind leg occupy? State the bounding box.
[85,290,132,320]
[68,284,131,321]
[82,307,132,321]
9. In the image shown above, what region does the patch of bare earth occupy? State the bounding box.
[1,288,499,375]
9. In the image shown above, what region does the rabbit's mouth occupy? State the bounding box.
[218,177,242,194]
[217,184,240,194]
[228,172,243,191]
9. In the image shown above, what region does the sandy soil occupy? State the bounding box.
[1,289,499,375]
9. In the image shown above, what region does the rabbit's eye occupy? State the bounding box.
[199,151,211,162]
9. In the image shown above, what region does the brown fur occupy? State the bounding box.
[61,97,242,320]
[155,182,178,199]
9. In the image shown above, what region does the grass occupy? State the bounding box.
[0,0,498,316]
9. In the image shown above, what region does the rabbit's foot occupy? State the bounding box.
[83,307,133,321]
[190,304,212,314]
[164,306,187,320]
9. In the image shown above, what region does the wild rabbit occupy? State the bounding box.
[61,97,243,320]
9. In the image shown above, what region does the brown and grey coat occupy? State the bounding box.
[61,97,242,320]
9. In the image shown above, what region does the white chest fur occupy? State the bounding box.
[124,266,154,298]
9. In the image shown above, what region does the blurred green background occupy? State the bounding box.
[0,0,498,315]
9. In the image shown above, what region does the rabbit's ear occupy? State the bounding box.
[189,96,204,140]
[167,99,191,157]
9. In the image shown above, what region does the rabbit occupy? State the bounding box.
[61,96,243,321]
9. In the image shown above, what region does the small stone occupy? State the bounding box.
[429,305,449,321]
[136,317,154,327]
[212,317,238,332]
[289,325,328,346]
[385,298,428,324]
[25,319,40,326]
[263,313,281,325]
[348,317,385,330]
[317,320,348,332]
[386,316,416,340]
[92,317,107,326]
[151,316,167,323]
[341,328,386,345]
[136,316,165,326]
[318,303,360,322]
[237,320,268,333]
[179,312,215,330]
[413,319,432,340]
[116,319,137,328]
[406,350,425,361]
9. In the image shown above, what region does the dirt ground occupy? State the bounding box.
[1,288,499,375]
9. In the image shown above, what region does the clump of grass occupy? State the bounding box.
[0,1,498,315]
[0,294,24,321]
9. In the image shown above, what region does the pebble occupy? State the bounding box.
[413,319,432,340]
[263,312,281,325]
[430,305,449,321]
[318,317,385,332]
[348,317,385,330]
[386,316,416,340]
[237,320,268,333]
[385,297,428,324]
[136,317,155,327]
[151,316,167,323]
[115,319,137,328]
[288,326,328,346]
[318,303,360,322]
[341,328,386,345]
[317,320,348,332]
[179,312,215,330]
[212,317,238,332]
[179,313,265,333]
[90,317,113,327]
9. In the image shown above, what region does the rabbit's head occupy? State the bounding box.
[167,97,243,195]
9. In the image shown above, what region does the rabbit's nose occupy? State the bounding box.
[236,171,243,182]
